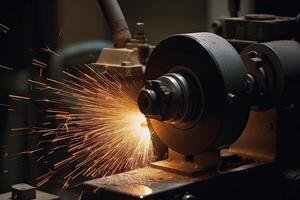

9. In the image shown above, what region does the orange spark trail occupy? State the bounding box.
[32,59,47,69]
[9,94,30,100]
[0,64,13,71]
[0,23,10,34]
[28,65,154,188]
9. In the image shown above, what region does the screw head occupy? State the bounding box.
[121,61,131,66]
[136,22,145,32]
[227,93,237,103]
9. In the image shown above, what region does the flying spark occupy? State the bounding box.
[0,23,10,34]
[0,64,13,71]
[28,64,154,188]
[9,94,30,101]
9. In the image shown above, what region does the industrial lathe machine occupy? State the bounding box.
[76,1,300,200]
[2,0,299,199]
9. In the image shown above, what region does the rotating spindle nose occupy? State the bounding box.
[137,80,171,120]
[138,88,158,115]
[138,72,202,122]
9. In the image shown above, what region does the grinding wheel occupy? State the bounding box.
[140,32,250,155]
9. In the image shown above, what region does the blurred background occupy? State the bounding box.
[0,0,299,195]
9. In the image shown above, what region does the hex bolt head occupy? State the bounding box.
[247,50,258,58]
[249,57,263,68]
[245,73,255,94]
[227,93,237,103]
[135,22,145,34]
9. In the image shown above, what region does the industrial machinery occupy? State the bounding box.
[49,0,152,88]
[79,1,300,200]
[0,0,300,199]
[138,30,300,167]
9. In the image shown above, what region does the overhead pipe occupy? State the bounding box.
[97,0,132,47]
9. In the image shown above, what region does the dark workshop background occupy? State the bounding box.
[0,0,299,195]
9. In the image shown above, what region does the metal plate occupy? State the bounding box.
[81,162,276,200]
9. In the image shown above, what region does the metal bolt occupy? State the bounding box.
[250,57,263,68]
[247,51,258,58]
[245,74,255,94]
[182,194,197,200]
[121,61,131,66]
[145,80,161,89]
[135,22,145,34]
[227,93,237,103]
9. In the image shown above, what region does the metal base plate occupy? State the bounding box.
[150,160,209,176]
[81,161,275,200]
[150,150,220,176]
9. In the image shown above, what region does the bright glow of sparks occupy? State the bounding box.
[126,113,152,146]
[29,65,154,188]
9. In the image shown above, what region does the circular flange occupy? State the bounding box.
[144,32,250,155]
